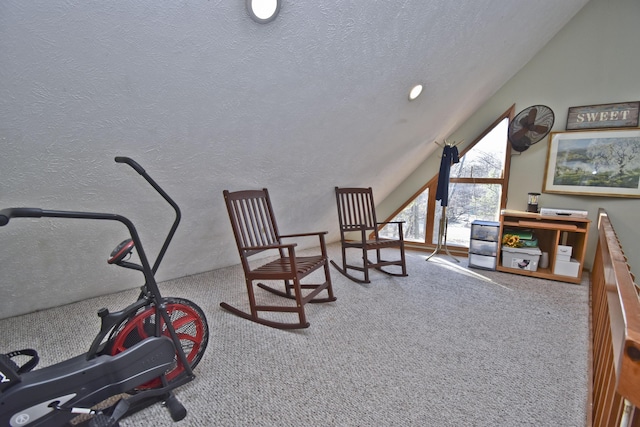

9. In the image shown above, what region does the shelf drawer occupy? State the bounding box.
[469,239,498,256]
[470,221,500,242]
[468,253,497,270]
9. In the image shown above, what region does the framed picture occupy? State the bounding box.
[542,129,640,198]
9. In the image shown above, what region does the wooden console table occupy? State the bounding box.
[497,210,590,284]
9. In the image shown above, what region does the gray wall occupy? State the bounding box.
[379,0,640,277]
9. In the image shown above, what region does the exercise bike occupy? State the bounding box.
[0,157,209,427]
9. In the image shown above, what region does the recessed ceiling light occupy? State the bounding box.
[409,84,423,101]
[247,0,281,24]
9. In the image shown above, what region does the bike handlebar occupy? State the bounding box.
[114,157,181,274]
[114,156,145,175]
[0,208,44,226]
[0,208,125,225]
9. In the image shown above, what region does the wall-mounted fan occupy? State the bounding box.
[508,105,555,152]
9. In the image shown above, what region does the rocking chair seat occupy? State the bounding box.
[344,238,400,250]
[249,255,325,277]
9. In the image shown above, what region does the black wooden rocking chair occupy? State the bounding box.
[331,187,408,283]
[221,188,336,329]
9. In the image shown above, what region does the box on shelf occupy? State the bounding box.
[556,245,572,256]
[556,245,573,262]
[470,220,500,242]
[554,258,581,277]
[469,253,497,270]
[501,246,542,272]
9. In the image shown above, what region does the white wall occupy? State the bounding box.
[0,0,602,319]
[379,0,640,276]
[0,1,434,319]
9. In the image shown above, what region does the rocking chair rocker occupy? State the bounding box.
[331,187,408,283]
[221,188,336,329]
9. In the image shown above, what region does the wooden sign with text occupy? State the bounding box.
[566,101,639,130]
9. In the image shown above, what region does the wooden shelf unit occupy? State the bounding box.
[497,210,590,284]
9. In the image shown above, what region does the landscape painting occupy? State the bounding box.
[542,129,640,198]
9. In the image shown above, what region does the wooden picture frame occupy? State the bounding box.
[566,101,639,130]
[542,129,640,198]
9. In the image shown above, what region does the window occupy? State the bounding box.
[380,106,514,252]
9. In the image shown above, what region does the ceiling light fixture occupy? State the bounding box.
[409,84,423,101]
[247,0,281,24]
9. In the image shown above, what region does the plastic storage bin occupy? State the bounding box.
[501,246,542,272]
[469,253,497,270]
[469,220,500,271]
[470,221,500,242]
[469,239,498,257]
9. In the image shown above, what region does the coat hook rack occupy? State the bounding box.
[434,139,464,148]
[427,139,463,263]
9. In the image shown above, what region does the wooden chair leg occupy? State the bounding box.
[292,278,307,327]
[246,279,258,318]
[308,262,337,302]
[362,247,370,283]
[323,261,335,301]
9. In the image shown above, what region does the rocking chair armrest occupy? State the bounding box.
[376,221,405,226]
[279,231,328,239]
[240,243,297,252]
[280,231,329,256]
[373,221,405,241]
[376,221,405,234]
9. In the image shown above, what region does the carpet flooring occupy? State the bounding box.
[0,244,589,426]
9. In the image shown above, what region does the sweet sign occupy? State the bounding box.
[566,101,639,130]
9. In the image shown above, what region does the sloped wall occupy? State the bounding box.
[0,0,590,319]
[380,0,640,276]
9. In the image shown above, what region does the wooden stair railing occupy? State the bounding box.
[590,208,640,426]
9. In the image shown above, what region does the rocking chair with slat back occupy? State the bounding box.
[331,187,407,283]
[221,188,336,329]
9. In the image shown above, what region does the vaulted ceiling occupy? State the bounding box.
[0,1,589,314]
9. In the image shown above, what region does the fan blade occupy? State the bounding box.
[530,124,549,134]
[519,108,538,129]
[511,127,528,141]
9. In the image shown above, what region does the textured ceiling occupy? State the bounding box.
[0,0,589,316]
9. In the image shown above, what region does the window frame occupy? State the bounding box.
[381,105,515,253]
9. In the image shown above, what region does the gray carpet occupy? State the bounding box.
[0,244,589,426]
